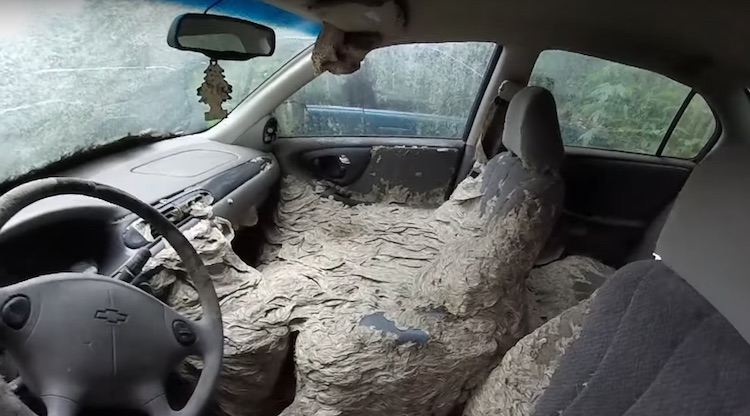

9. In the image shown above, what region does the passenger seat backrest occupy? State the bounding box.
[420,87,566,320]
[477,86,565,221]
[657,144,750,346]
[502,86,565,174]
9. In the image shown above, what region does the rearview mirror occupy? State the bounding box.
[167,13,276,61]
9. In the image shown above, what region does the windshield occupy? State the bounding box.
[0,0,318,182]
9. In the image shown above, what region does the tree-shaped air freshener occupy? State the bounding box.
[197,60,233,122]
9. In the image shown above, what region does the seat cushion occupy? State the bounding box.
[463,294,594,416]
[466,260,750,416]
[534,260,750,416]
[463,255,612,416]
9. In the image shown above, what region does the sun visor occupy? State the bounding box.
[309,0,407,75]
[311,23,381,75]
[657,143,750,345]
[308,0,406,33]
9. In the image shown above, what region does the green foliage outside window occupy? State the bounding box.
[531,51,716,158]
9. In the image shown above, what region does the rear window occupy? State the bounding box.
[530,50,716,158]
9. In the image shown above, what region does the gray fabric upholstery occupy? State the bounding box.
[463,294,594,416]
[657,144,750,345]
[463,256,613,416]
[502,87,565,173]
[627,201,673,262]
[533,260,750,416]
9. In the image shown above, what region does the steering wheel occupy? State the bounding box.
[0,178,223,416]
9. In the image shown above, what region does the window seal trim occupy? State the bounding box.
[461,44,503,140]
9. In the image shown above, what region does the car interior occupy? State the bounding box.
[0,0,749,415]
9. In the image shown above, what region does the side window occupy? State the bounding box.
[277,42,497,139]
[662,94,717,158]
[530,50,716,158]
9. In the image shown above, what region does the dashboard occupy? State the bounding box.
[0,136,279,287]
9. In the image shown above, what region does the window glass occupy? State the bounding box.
[0,0,316,183]
[277,42,497,139]
[530,50,715,157]
[662,94,716,158]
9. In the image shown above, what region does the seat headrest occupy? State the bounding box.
[657,144,750,345]
[502,86,565,173]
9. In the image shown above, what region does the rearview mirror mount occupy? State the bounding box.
[167,13,276,61]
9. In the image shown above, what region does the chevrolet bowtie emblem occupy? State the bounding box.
[94,308,128,324]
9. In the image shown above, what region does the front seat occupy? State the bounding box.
[276,86,567,416]
[464,142,750,416]
[144,86,567,416]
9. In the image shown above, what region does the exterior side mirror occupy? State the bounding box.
[167,13,276,61]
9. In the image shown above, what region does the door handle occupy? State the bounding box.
[301,148,371,186]
[312,154,350,180]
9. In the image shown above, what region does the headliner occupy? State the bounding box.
[264,0,749,89]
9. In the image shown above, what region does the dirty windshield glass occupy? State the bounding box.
[0,0,317,182]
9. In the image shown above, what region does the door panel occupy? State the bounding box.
[274,137,463,206]
[528,50,716,266]
[559,149,692,266]
[271,42,499,206]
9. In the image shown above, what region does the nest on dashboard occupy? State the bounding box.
[143,153,610,416]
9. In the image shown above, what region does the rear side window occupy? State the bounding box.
[276,42,497,139]
[661,94,717,158]
[530,50,716,158]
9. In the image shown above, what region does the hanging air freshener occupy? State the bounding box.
[197,60,233,122]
